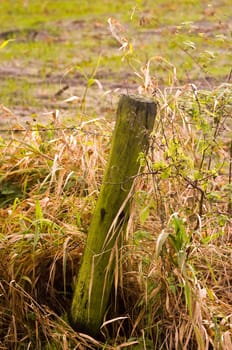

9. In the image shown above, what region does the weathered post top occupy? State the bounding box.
[117,93,157,129]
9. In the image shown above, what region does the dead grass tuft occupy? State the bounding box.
[0,81,231,348]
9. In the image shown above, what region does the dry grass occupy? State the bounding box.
[0,79,231,349]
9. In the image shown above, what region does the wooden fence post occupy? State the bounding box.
[70,94,157,337]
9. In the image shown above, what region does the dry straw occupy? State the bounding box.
[0,74,231,348]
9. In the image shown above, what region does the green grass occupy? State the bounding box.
[0,78,37,106]
[0,0,135,29]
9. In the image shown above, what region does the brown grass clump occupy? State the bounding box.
[0,81,231,349]
[0,118,113,349]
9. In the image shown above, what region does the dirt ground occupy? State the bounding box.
[0,7,231,129]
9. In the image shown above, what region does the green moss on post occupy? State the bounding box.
[70,94,156,337]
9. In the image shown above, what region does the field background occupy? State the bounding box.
[0,0,231,125]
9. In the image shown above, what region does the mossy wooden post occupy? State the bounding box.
[70,94,156,336]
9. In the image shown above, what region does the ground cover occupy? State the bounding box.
[0,0,231,349]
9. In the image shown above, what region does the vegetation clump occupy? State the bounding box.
[0,77,231,348]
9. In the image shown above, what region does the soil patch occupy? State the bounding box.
[0,13,231,128]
